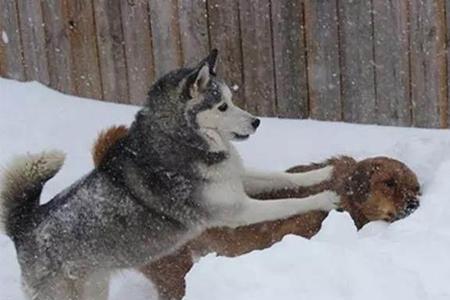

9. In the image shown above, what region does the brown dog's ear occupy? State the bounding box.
[343,163,373,203]
[92,125,129,167]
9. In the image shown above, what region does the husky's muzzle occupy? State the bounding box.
[232,117,260,140]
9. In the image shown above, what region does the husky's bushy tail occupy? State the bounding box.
[0,150,65,238]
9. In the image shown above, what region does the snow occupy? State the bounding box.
[1,31,8,44]
[2,78,450,299]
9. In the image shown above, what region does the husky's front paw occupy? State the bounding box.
[316,190,340,211]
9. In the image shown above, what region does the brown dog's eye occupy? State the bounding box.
[384,179,396,188]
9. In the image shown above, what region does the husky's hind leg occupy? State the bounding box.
[81,271,110,300]
[23,274,83,300]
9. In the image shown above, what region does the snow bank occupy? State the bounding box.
[1,78,450,299]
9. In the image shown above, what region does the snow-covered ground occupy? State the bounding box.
[2,78,450,300]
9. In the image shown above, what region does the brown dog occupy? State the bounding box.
[92,126,421,300]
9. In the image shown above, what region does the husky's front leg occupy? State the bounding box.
[243,166,333,195]
[223,191,339,228]
[82,271,110,300]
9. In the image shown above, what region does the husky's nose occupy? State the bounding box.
[252,118,261,130]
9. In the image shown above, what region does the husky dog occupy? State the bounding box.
[0,50,339,300]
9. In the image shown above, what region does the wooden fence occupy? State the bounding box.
[0,0,449,128]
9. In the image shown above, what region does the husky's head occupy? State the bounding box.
[143,50,260,145]
[184,51,260,142]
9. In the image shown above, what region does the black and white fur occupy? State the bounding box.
[0,50,338,300]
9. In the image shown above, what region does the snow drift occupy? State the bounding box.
[1,78,450,299]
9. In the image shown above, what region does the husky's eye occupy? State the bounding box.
[218,103,228,112]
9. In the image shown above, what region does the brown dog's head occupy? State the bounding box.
[340,157,421,227]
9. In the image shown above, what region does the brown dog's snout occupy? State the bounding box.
[405,199,419,213]
[393,198,420,221]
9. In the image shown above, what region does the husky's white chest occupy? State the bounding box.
[198,145,246,224]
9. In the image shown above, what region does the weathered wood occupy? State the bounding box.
[148,0,183,78]
[271,0,308,118]
[41,0,73,93]
[3,0,450,128]
[304,0,341,121]
[94,0,129,103]
[17,0,50,84]
[0,11,6,77]
[0,48,4,79]
[239,0,276,116]
[0,0,26,80]
[0,0,25,81]
[372,0,411,126]
[410,0,447,128]
[444,0,450,128]
[338,0,376,124]
[207,0,245,108]
[65,0,103,100]
[121,0,154,105]
[437,0,448,128]
[178,0,209,66]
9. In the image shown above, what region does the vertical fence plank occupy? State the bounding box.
[0,8,5,76]
[338,0,376,124]
[436,0,448,128]
[239,0,276,116]
[65,0,102,100]
[41,0,73,93]
[178,0,209,66]
[304,0,341,121]
[94,0,129,103]
[148,0,183,78]
[372,0,411,126]
[207,0,245,108]
[121,0,154,105]
[446,0,450,127]
[0,0,28,81]
[410,0,447,128]
[17,0,50,84]
[0,18,5,76]
[271,0,308,118]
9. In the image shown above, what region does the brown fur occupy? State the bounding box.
[93,126,421,300]
[91,125,128,167]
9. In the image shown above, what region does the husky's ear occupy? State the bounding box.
[185,63,210,98]
[202,49,218,76]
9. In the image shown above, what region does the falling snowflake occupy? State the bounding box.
[1,31,8,44]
